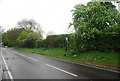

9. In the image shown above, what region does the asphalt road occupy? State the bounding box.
[0,48,120,80]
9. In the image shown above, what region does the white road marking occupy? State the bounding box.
[12,51,38,61]
[14,52,18,53]
[1,53,14,81]
[19,54,25,56]
[9,50,120,73]
[46,64,78,77]
[26,56,38,61]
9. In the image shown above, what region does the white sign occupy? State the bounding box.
[118,2,120,13]
[66,37,68,41]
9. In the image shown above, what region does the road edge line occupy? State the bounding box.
[46,56,120,73]
[46,64,78,77]
[11,48,120,73]
[1,49,14,81]
[11,50,38,62]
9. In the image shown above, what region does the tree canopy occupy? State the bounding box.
[2,28,25,46]
[17,29,40,48]
[69,2,120,53]
[17,19,43,38]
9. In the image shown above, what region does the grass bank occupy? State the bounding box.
[13,47,120,70]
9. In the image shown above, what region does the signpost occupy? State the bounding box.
[64,37,68,56]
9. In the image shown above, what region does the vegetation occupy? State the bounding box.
[2,2,120,69]
[3,2,120,53]
[17,29,41,48]
[2,28,25,46]
[2,19,43,48]
[69,2,120,53]
[17,19,43,36]
[92,0,119,2]
[14,47,120,70]
[39,34,70,48]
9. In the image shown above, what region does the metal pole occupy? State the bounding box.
[64,37,68,56]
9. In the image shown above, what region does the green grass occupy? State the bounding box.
[14,47,65,58]
[13,47,120,69]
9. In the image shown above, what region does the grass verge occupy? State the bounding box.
[13,47,120,70]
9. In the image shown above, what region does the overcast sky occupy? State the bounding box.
[0,0,118,37]
[0,0,91,37]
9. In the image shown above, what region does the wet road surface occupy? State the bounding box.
[1,48,119,79]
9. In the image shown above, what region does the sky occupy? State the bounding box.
[0,0,91,37]
[0,0,118,37]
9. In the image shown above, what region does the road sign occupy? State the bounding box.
[118,1,120,13]
[0,48,3,81]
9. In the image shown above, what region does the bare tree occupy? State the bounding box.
[17,19,43,35]
[46,31,56,36]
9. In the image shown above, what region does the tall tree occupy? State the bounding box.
[17,29,40,48]
[69,2,120,53]
[2,28,25,46]
[17,19,43,38]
